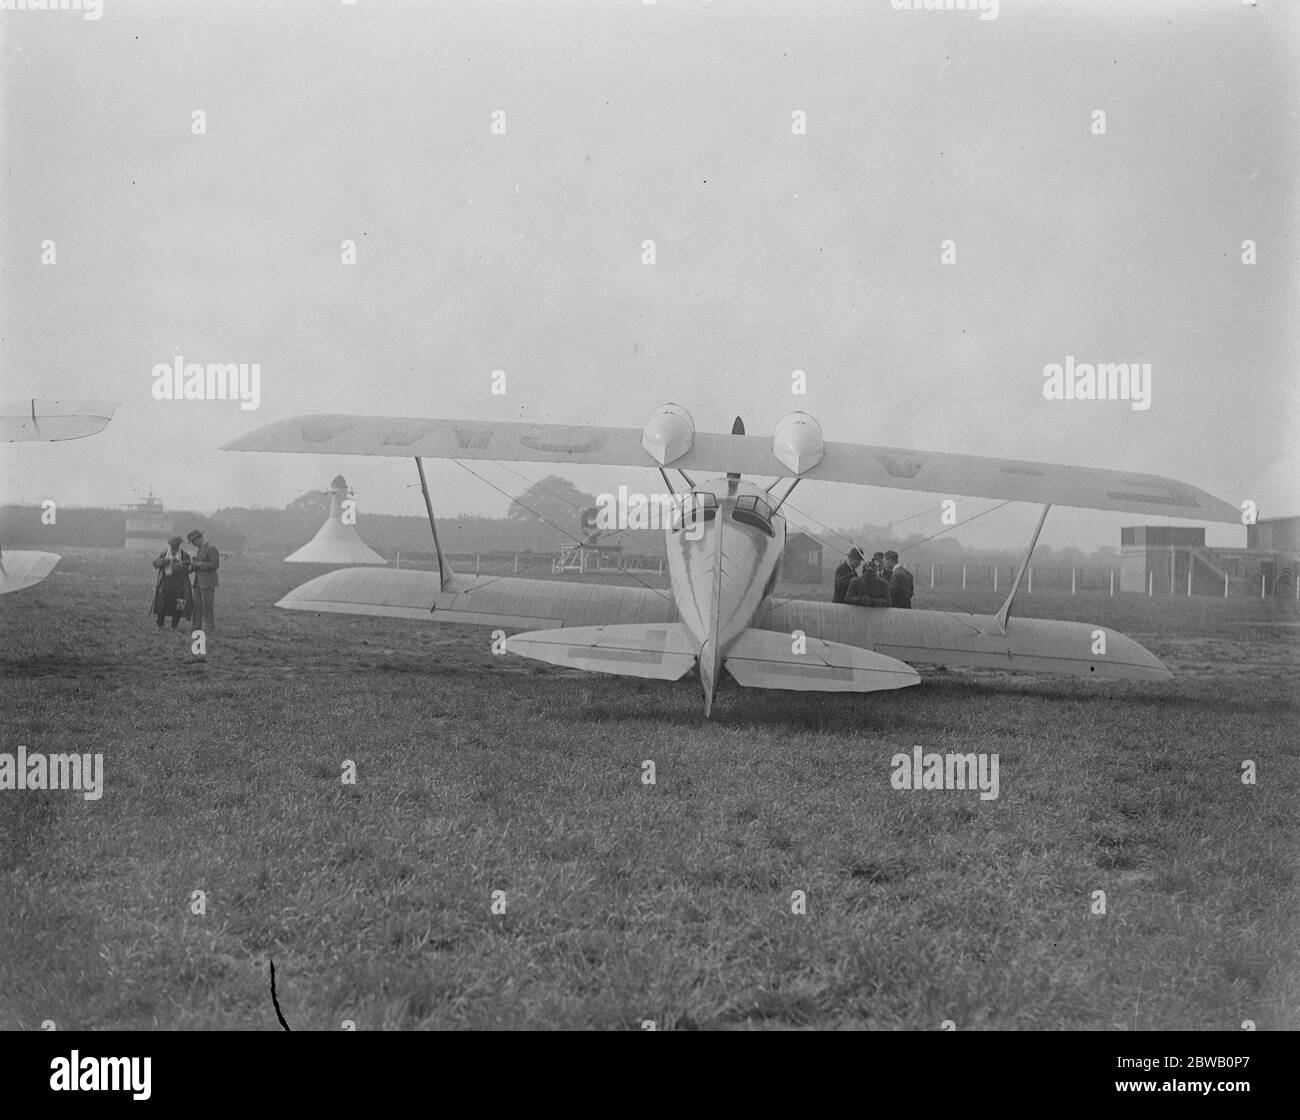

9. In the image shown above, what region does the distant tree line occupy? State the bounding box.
[0,505,246,552]
[0,477,598,557]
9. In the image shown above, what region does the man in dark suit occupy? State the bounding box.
[833,547,864,603]
[187,529,220,634]
[885,550,914,608]
[151,534,192,629]
[846,552,892,607]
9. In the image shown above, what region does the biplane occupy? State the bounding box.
[225,406,1239,715]
[1,399,120,595]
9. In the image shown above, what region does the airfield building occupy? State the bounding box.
[1121,520,1299,596]
[1248,514,1300,557]
[782,531,823,583]
[123,491,172,552]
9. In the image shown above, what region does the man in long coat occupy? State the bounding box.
[151,535,192,629]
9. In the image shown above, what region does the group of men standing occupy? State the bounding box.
[833,547,914,609]
[150,529,220,634]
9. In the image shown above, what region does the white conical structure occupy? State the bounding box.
[285,475,386,565]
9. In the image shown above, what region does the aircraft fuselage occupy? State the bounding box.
[664,478,786,714]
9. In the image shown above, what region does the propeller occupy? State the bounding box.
[728,416,743,496]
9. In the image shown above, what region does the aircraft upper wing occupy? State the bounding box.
[223,414,1240,522]
[2,399,120,442]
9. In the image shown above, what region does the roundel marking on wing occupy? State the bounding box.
[1106,491,1185,506]
[302,417,365,443]
[520,432,610,455]
[876,453,926,479]
[1114,475,1191,499]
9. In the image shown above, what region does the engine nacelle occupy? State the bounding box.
[772,412,824,475]
[641,403,695,466]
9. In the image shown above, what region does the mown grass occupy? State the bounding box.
[1,549,1296,1029]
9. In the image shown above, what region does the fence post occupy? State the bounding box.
[1071,568,1076,596]
[1187,566,1192,597]
[1028,567,1033,594]
[514,554,519,573]
[476,553,481,574]
[962,564,967,590]
[659,559,663,576]
[1110,569,1114,596]
[1224,571,1228,599]
[930,563,935,589]
[1148,571,1153,597]
[396,550,401,570]
[993,565,998,593]
[1261,572,1266,600]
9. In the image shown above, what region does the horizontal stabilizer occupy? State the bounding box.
[0,551,60,595]
[724,628,921,693]
[507,623,697,680]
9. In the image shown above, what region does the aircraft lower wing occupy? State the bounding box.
[275,567,678,629]
[755,599,1172,680]
[275,570,1170,682]
[2,399,120,442]
[0,551,60,595]
[223,413,1239,521]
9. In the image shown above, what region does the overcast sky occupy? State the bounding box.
[2,0,1295,551]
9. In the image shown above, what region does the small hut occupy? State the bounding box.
[783,531,823,583]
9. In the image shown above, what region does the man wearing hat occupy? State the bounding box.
[187,529,220,635]
[833,547,864,604]
[151,535,192,629]
[885,550,914,609]
[846,551,892,608]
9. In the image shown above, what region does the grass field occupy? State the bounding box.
[2,548,1296,1030]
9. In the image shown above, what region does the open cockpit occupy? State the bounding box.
[730,493,776,537]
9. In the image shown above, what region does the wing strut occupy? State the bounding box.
[414,457,449,589]
[769,477,800,516]
[995,503,1051,636]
